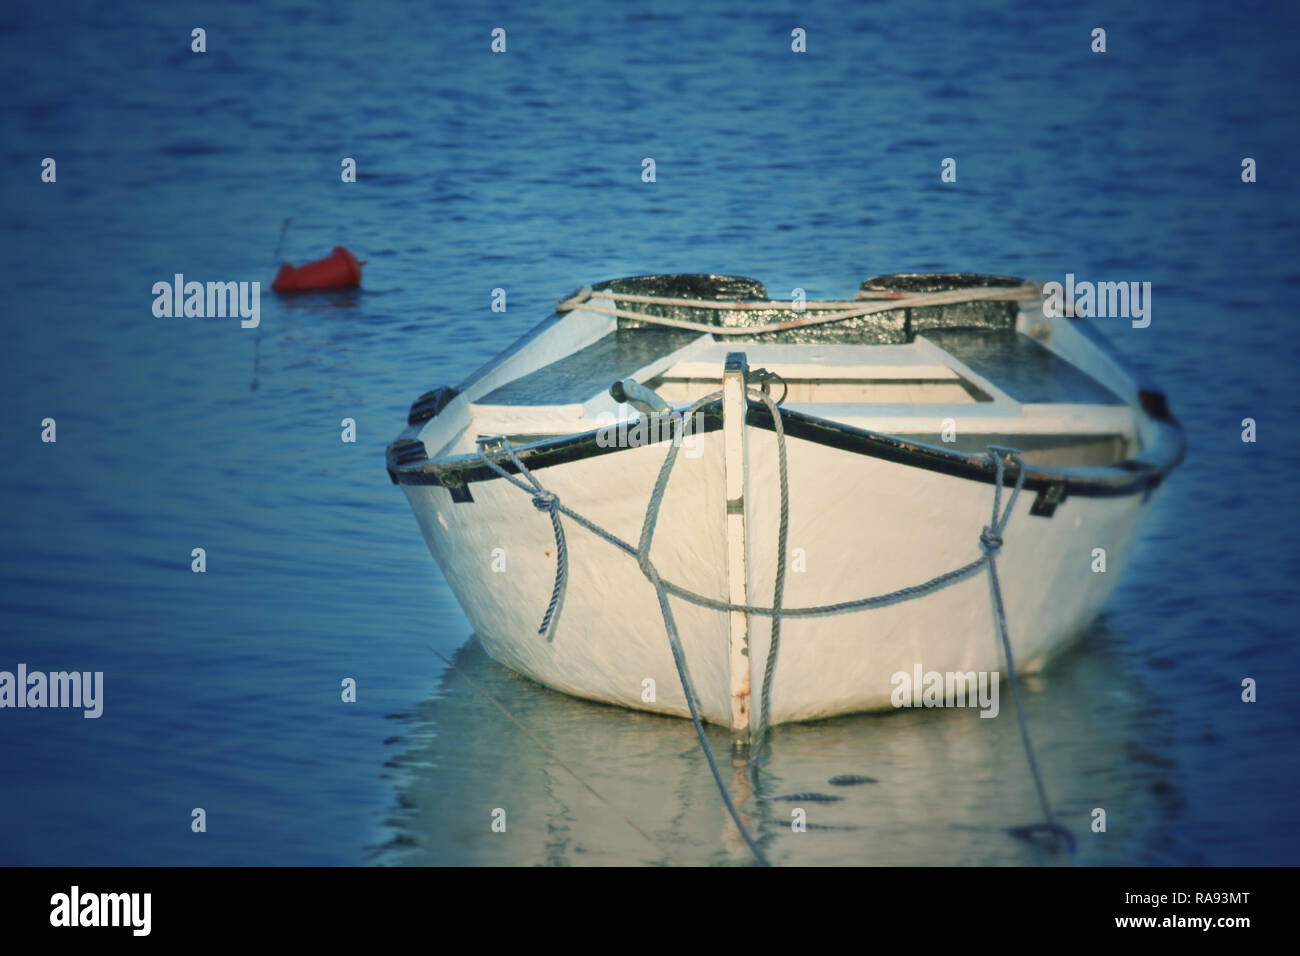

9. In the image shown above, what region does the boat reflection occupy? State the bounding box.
[371,624,1184,866]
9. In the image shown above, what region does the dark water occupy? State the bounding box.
[1,0,1297,865]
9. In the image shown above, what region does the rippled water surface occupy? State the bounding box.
[1,0,1297,865]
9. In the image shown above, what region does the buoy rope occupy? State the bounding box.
[272,216,292,264]
[554,284,1038,337]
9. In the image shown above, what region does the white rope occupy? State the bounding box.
[589,292,891,310]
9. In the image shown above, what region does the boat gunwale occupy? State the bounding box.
[389,273,1184,502]
[385,397,1185,501]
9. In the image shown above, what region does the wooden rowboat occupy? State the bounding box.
[386,273,1183,735]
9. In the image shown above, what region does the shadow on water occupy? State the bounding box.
[368,621,1189,866]
[273,289,366,314]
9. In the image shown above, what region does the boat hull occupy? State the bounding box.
[401,425,1154,727]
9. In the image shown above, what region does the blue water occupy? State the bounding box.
[1,0,1297,865]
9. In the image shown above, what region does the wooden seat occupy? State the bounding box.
[921,329,1124,406]
[475,329,700,407]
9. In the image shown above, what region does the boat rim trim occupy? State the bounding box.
[385,400,1185,500]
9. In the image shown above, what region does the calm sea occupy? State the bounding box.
[1,0,1297,865]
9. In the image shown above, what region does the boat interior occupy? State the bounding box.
[433,274,1143,470]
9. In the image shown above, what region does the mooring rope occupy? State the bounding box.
[478,413,994,623]
[473,439,567,640]
[743,388,787,773]
[479,404,771,865]
[981,450,1077,854]
[476,406,1068,863]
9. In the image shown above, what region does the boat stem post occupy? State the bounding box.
[722,352,752,748]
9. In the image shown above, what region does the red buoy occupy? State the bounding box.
[272,246,363,292]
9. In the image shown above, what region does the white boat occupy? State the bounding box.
[387,273,1183,736]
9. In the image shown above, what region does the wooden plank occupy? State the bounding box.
[722,352,751,746]
[476,329,700,407]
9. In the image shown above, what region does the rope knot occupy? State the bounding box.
[979,526,1003,554]
[531,491,558,511]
